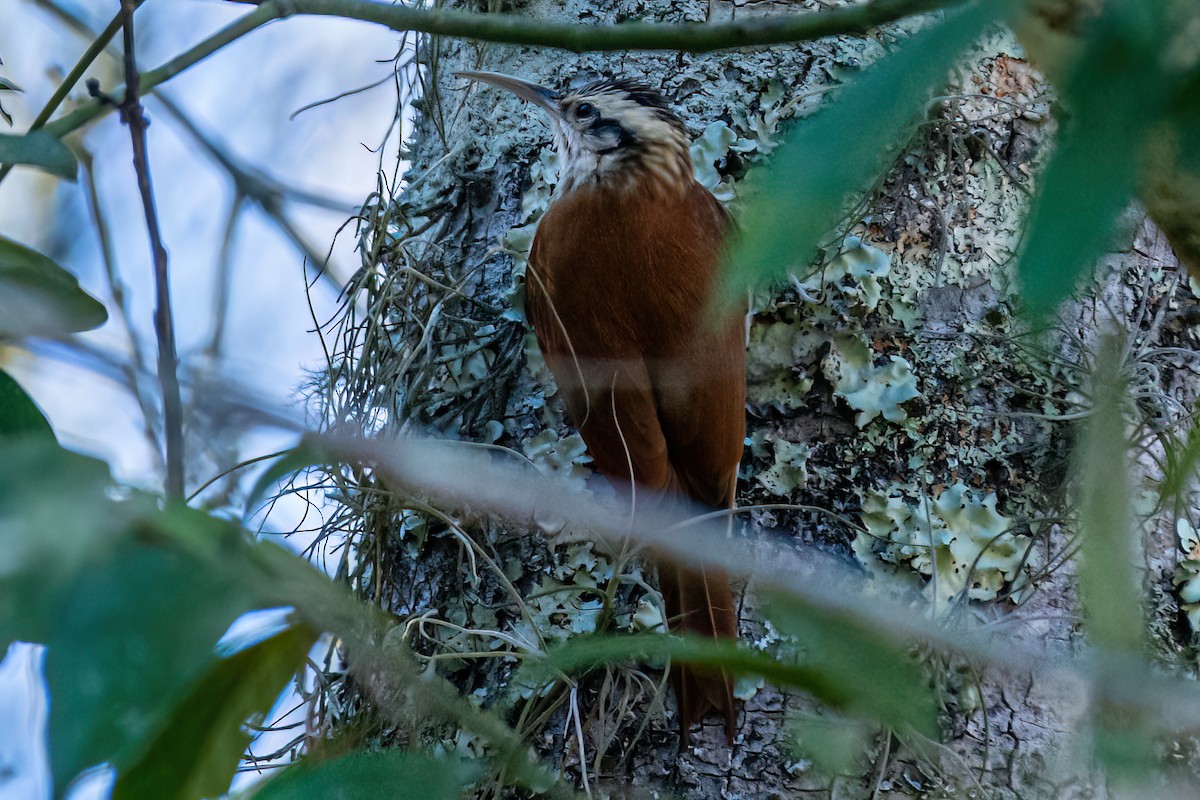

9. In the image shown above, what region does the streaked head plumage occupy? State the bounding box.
[458,72,693,194]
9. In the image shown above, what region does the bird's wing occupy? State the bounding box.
[525,250,674,493]
[647,181,745,509]
[525,183,742,742]
[525,182,743,505]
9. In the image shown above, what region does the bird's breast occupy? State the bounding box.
[528,181,729,357]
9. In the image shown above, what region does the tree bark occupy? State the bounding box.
[324,1,1200,796]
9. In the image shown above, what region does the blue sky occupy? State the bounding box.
[0,1,407,796]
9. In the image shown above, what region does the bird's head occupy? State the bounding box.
[458,71,693,195]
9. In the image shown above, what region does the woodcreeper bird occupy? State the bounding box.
[460,71,745,744]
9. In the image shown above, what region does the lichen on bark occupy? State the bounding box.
[312,1,1200,797]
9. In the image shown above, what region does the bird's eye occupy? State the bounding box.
[575,102,596,119]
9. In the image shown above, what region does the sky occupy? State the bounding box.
[0,1,408,796]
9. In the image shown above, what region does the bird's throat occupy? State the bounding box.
[554,132,693,197]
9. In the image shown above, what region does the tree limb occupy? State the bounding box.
[44,0,966,140]
[259,0,964,53]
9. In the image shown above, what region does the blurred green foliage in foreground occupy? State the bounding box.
[3,0,1200,796]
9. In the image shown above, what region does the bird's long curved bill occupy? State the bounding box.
[456,71,560,113]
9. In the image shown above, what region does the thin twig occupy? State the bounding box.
[28,0,355,292]
[78,147,165,470]
[205,192,246,363]
[186,448,290,505]
[870,728,893,800]
[117,0,185,501]
[0,1,143,187]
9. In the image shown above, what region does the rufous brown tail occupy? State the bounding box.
[658,560,737,745]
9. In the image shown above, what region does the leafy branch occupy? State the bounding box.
[39,0,965,142]
[0,4,141,185]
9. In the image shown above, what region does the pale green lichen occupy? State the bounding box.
[431,729,487,761]
[745,319,818,409]
[690,119,759,202]
[734,674,765,701]
[731,78,790,155]
[632,596,664,632]
[523,429,592,485]
[518,331,556,415]
[689,79,796,205]
[1174,518,1200,632]
[395,510,429,553]
[506,542,624,668]
[690,120,736,190]
[823,334,921,428]
[756,435,811,497]
[500,148,560,322]
[522,147,559,218]
[522,430,593,533]
[745,237,906,427]
[855,483,1036,605]
[796,236,892,311]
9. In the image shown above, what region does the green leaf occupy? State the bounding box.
[789,712,874,775]
[532,624,936,736]
[1163,400,1200,502]
[1076,335,1153,777]
[761,591,938,735]
[1016,3,1168,316]
[1173,68,1200,172]
[0,450,271,795]
[46,538,263,795]
[0,234,107,337]
[0,439,297,794]
[113,624,319,800]
[0,129,77,179]
[246,437,331,515]
[0,439,124,650]
[1076,336,1141,652]
[252,751,480,800]
[725,1,1005,293]
[0,368,54,442]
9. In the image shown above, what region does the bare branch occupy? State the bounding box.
[43,0,968,140]
[117,0,185,501]
[265,0,965,53]
[33,0,355,290]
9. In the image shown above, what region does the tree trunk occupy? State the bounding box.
[322,1,1200,797]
